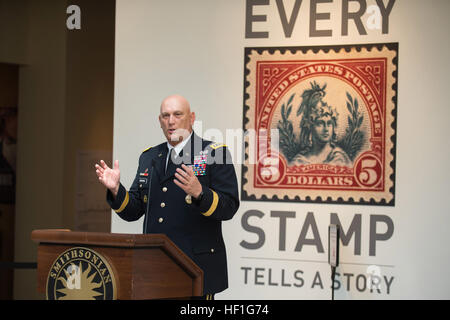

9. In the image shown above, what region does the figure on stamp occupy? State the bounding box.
[294,101,351,165]
[277,81,365,166]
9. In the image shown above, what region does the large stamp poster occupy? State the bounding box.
[242,43,397,205]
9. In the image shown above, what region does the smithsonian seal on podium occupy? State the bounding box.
[46,247,116,300]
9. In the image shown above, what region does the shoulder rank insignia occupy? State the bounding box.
[209,143,227,150]
[142,146,152,153]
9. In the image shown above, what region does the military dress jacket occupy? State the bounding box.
[106,132,240,295]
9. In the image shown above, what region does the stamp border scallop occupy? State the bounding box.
[241,42,398,206]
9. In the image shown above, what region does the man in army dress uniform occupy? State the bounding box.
[95,95,239,299]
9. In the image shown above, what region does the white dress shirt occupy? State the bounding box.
[165,132,192,171]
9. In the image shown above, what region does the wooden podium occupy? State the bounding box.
[31,229,203,300]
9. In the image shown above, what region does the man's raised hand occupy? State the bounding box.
[95,160,120,197]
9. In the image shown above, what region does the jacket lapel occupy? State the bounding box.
[159,132,204,184]
[153,144,168,181]
[163,152,179,184]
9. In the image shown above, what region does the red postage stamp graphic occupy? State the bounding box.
[242,43,397,205]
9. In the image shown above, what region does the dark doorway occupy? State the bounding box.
[0,63,19,300]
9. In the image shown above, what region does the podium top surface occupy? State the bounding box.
[31,229,174,248]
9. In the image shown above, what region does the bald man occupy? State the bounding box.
[95,95,239,299]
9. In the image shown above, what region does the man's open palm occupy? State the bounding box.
[95,160,120,196]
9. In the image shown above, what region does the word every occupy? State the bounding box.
[245,0,396,38]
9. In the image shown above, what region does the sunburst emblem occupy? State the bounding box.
[56,262,103,300]
[46,247,116,300]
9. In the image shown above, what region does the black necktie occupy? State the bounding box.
[165,148,175,174]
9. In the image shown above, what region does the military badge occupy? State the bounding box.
[191,154,207,176]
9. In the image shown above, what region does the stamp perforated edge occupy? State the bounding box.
[241,43,398,206]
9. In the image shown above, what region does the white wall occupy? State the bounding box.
[113,0,450,299]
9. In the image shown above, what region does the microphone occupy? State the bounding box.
[328,224,340,300]
[143,160,155,234]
